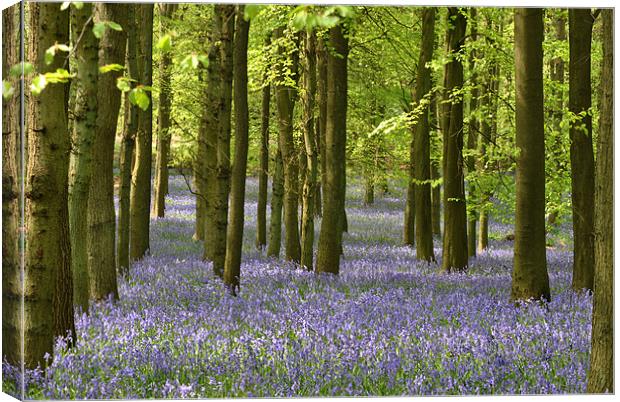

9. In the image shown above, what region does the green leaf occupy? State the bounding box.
[44,46,56,65]
[292,10,308,31]
[2,80,15,100]
[10,62,35,77]
[196,54,209,68]
[73,2,83,9]
[156,34,172,52]
[99,63,125,73]
[106,21,122,31]
[116,77,132,92]
[317,14,339,28]
[44,69,72,83]
[57,44,71,53]
[92,22,106,39]
[30,74,47,96]
[244,5,263,21]
[129,88,150,111]
[60,2,70,10]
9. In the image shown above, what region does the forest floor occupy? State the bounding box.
[4,176,591,398]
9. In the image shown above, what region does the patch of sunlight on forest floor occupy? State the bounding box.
[3,176,590,399]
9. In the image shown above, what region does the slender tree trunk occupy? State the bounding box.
[314,116,322,217]
[267,149,284,257]
[430,91,441,236]
[193,89,206,241]
[511,8,550,302]
[256,35,271,250]
[316,34,327,217]
[117,4,138,276]
[2,3,21,367]
[587,8,613,393]
[274,27,301,263]
[151,3,177,218]
[413,7,436,262]
[316,24,348,275]
[69,3,98,312]
[129,3,154,261]
[568,9,595,292]
[300,30,318,270]
[209,4,235,277]
[364,175,374,205]
[441,7,468,273]
[466,8,479,259]
[404,144,415,246]
[223,6,249,294]
[25,2,75,367]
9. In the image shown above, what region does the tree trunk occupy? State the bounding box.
[267,149,284,258]
[430,91,441,236]
[274,27,301,264]
[151,3,177,218]
[223,6,250,295]
[129,3,154,261]
[316,34,327,217]
[364,176,374,205]
[117,4,138,276]
[587,8,613,393]
[466,8,479,259]
[207,4,235,277]
[300,30,318,270]
[256,35,271,250]
[69,3,98,312]
[25,2,75,367]
[441,7,468,273]
[568,9,595,292]
[2,3,21,367]
[413,7,436,262]
[511,8,550,302]
[316,24,348,275]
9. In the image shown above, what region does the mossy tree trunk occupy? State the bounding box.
[586,8,613,393]
[2,3,21,367]
[510,8,550,302]
[267,149,284,258]
[465,8,479,259]
[129,3,154,261]
[151,3,178,218]
[316,24,348,275]
[441,7,468,273]
[223,5,250,295]
[25,2,75,367]
[568,8,595,292]
[256,35,271,250]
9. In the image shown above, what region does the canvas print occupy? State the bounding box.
[1,1,614,399]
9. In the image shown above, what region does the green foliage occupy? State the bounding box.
[44,43,71,65]
[92,21,123,39]
[2,80,15,100]
[156,34,173,52]
[9,62,35,77]
[60,1,83,11]
[99,63,125,74]
[179,53,208,70]
[129,87,151,111]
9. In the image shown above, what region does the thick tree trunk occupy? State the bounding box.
[300,30,318,270]
[466,8,479,259]
[90,3,125,295]
[274,27,301,263]
[568,9,595,292]
[69,3,98,312]
[129,3,154,261]
[151,3,178,218]
[430,92,441,236]
[223,6,250,295]
[267,149,284,257]
[441,8,468,273]
[587,8,613,393]
[511,8,550,302]
[316,24,348,275]
[2,3,21,367]
[25,2,75,367]
[316,35,327,217]
[117,4,138,276]
[256,35,271,250]
[412,7,436,262]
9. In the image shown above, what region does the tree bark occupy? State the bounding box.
[511,8,550,302]
[300,30,318,270]
[466,8,479,259]
[316,24,348,275]
[587,8,613,393]
[412,7,436,262]
[316,34,327,217]
[267,149,284,258]
[2,3,21,367]
[256,35,271,250]
[274,27,301,264]
[430,91,441,236]
[568,8,595,292]
[223,6,250,294]
[25,2,75,367]
[69,3,98,312]
[441,7,468,273]
[151,3,177,218]
[117,4,138,276]
[129,3,154,261]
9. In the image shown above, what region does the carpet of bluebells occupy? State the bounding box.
[3,176,591,398]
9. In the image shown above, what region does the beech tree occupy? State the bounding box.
[510,8,550,302]
[256,35,271,250]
